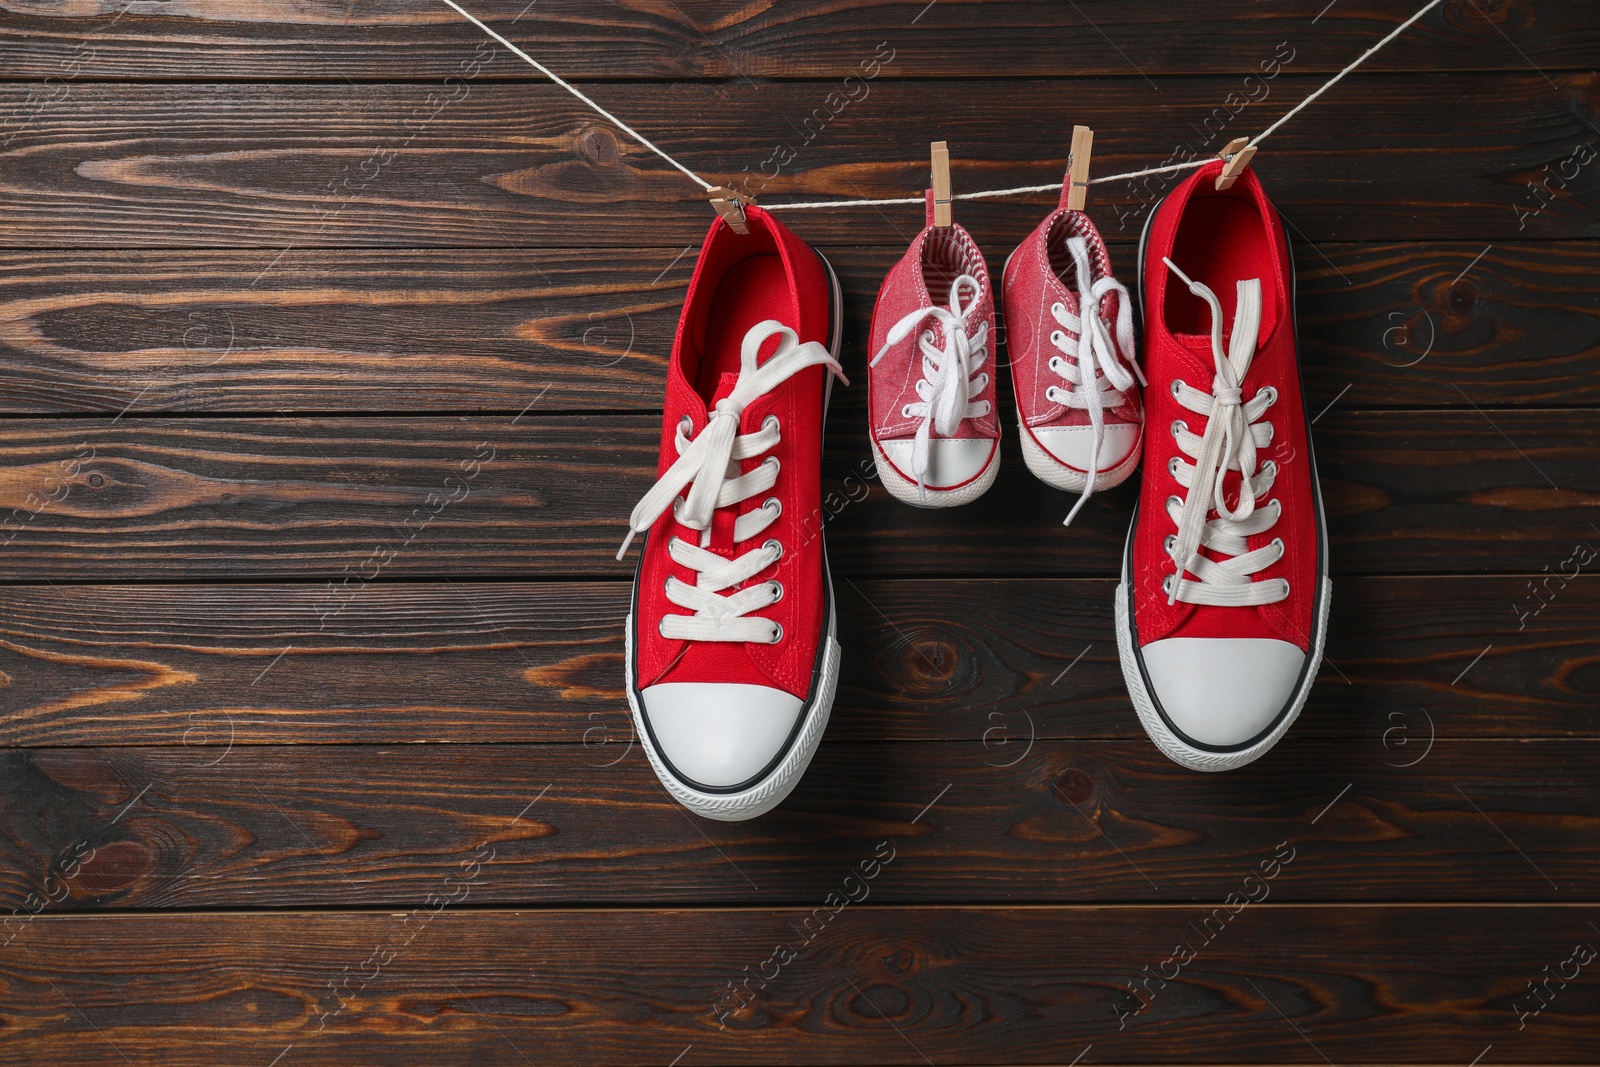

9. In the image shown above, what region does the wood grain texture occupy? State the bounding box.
[2,74,1596,248]
[0,410,1585,580]
[1,1,1592,81]
[1,241,1596,414]
[0,246,685,414]
[3,737,1598,910]
[5,907,1597,1063]
[0,577,1591,748]
[1,7,1595,1064]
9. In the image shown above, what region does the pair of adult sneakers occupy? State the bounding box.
[618,160,1331,821]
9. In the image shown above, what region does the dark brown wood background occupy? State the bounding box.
[1,2,1597,1064]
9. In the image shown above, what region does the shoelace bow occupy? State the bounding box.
[618,321,847,643]
[871,274,991,498]
[1048,236,1146,525]
[1162,257,1287,608]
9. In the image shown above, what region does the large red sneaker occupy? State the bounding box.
[1116,160,1331,772]
[867,194,1000,507]
[1002,186,1144,525]
[618,204,846,820]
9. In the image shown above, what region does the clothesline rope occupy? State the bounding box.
[439,0,1447,211]
[438,0,716,192]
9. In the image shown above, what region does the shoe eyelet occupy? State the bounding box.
[901,404,915,418]
[1162,574,1175,596]
[768,580,784,602]
[1051,330,1067,346]
[1170,378,1184,397]
[1048,357,1062,372]
[768,622,784,644]
[1051,302,1065,316]
[763,414,781,433]
[1171,419,1187,438]
[1260,386,1278,405]
[764,496,782,517]
[1166,495,1182,512]
[1164,534,1176,553]
[678,415,693,435]
[1271,537,1284,552]
[763,538,784,560]
[764,455,781,475]
[1278,579,1291,596]
[1168,456,1180,477]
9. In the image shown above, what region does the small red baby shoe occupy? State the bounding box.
[1002,187,1144,524]
[867,193,1000,507]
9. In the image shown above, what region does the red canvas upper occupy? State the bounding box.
[867,193,1000,476]
[631,205,835,700]
[1132,161,1318,651]
[1002,194,1142,459]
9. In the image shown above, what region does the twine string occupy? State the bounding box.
[439,0,1447,211]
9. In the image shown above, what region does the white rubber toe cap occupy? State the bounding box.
[878,437,996,489]
[1139,637,1305,748]
[640,682,803,789]
[1031,423,1140,474]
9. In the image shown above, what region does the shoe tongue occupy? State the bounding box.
[707,371,740,410]
[697,371,744,555]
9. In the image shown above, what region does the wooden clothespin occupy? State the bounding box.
[1065,125,1094,210]
[707,186,754,234]
[1215,137,1257,190]
[930,141,953,227]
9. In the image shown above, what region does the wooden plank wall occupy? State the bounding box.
[0,3,1596,1064]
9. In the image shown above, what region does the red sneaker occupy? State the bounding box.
[618,204,846,819]
[867,194,1000,506]
[1002,188,1144,525]
[1116,161,1331,772]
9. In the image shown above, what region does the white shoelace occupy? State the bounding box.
[618,320,846,643]
[870,274,992,498]
[1046,236,1145,526]
[1162,257,1288,608]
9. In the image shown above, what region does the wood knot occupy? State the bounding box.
[1052,768,1095,806]
[882,948,915,975]
[1446,279,1478,314]
[578,125,621,166]
[1449,0,1524,30]
[885,630,965,694]
[74,839,153,895]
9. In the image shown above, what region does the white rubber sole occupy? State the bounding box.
[869,432,1000,508]
[1016,418,1141,494]
[625,247,845,820]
